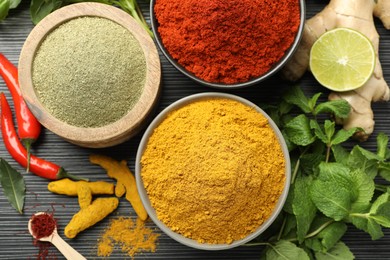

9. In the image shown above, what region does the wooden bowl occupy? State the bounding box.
[18,3,161,148]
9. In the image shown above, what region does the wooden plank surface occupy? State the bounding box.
[1,1,390,259]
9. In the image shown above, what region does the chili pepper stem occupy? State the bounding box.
[22,138,34,173]
[56,168,88,181]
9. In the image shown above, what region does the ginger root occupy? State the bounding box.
[375,0,390,29]
[90,154,148,221]
[48,178,114,196]
[282,0,390,141]
[64,184,118,239]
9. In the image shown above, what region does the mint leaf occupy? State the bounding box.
[30,0,63,24]
[305,222,347,252]
[331,128,358,146]
[300,151,325,176]
[281,213,297,238]
[332,145,349,163]
[0,159,26,214]
[308,93,322,111]
[379,162,390,181]
[324,120,335,143]
[8,0,20,9]
[285,115,315,146]
[348,146,379,179]
[349,169,375,212]
[314,100,351,119]
[377,133,389,159]
[348,198,389,240]
[370,192,390,213]
[266,240,310,260]
[367,219,383,240]
[293,175,317,243]
[310,120,328,144]
[315,241,354,260]
[283,86,312,113]
[0,0,10,20]
[372,202,390,228]
[310,163,353,221]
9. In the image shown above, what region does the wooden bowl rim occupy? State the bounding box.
[18,2,161,148]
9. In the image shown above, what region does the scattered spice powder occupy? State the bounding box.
[32,17,146,128]
[97,217,160,258]
[155,0,300,84]
[141,98,286,244]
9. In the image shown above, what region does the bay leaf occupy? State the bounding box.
[0,159,26,214]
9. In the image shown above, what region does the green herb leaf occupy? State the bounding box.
[332,145,349,163]
[349,169,375,212]
[379,162,390,181]
[305,221,347,252]
[371,192,390,213]
[315,241,354,260]
[310,163,353,221]
[283,86,312,113]
[331,128,358,146]
[0,0,10,20]
[324,120,335,143]
[0,159,26,214]
[285,115,316,146]
[310,120,328,144]
[314,100,351,119]
[300,151,325,176]
[281,213,298,238]
[266,240,310,260]
[372,202,390,228]
[8,0,20,9]
[366,218,383,240]
[308,93,322,112]
[348,146,379,179]
[293,175,317,243]
[30,0,63,24]
[376,133,389,159]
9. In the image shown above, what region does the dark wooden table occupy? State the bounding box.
[1,1,390,259]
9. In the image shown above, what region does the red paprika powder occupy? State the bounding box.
[155,0,301,84]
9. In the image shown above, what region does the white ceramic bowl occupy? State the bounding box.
[135,92,291,250]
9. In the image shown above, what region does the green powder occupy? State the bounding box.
[32,17,146,128]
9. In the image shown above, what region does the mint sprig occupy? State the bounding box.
[248,86,390,260]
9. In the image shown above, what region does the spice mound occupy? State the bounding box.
[32,17,146,128]
[141,98,286,244]
[30,212,57,239]
[154,0,300,84]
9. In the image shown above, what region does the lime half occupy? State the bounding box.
[309,27,376,92]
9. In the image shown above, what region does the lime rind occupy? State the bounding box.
[309,27,376,92]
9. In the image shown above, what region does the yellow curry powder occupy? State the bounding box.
[140,98,286,244]
[97,217,159,258]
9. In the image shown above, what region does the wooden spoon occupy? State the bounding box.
[28,212,86,260]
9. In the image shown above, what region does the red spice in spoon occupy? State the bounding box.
[30,212,57,239]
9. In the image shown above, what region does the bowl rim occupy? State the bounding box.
[150,0,306,89]
[18,2,161,148]
[135,92,291,250]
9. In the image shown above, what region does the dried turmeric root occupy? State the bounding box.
[65,196,119,239]
[282,0,390,141]
[48,178,114,196]
[90,154,148,221]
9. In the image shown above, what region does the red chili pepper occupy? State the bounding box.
[1,93,86,181]
[0,53,41,171]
